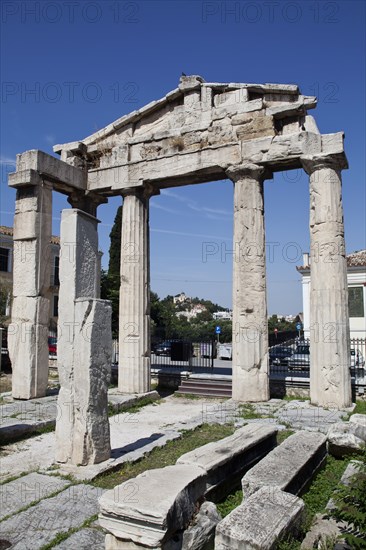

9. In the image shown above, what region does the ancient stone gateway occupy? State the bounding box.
[8,76,352,449]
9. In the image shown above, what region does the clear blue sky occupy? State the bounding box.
[1,0,365,313]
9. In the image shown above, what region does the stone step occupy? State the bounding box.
[177,424,277,501]
[0,484,105,549]
[241,430,327,499]
[0,472,70,521]
[177,379,232,398]
[215,486,305,550]
[176,387,232,398]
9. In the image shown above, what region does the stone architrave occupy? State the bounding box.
[55,208,111,464]
[118,189,151,394]
[9,182,52,399]
[301,154,351,409]
[226,164,270,402]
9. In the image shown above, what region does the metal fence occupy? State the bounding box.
[269,337,366,383]
[112,339,215,371]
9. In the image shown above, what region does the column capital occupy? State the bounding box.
[301,152,348,175]
[67,190,107,216]
[121,183,159,200]
[225,163,271,183]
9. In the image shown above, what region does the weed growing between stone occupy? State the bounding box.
[107,395,160,417]
[277,454,352,549]
[39,514,98,550]
[330,449,366,549]
[214,429,295,518]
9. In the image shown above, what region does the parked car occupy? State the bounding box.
[153,341,172,356]
[288,343,310,370]
[351,348,365,368]
[48,336,57,357]
[288,343,364,371]
[269,346,294,366]
[218,343,232,360]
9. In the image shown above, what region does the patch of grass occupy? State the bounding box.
[1,422,56,447]
[92,423,235,490]
[238,403,275,420]
[39,514,98,550]
[108,396,160,417]
[216,488,242,518]
[352,400,366,416]
[238,403,261,419]
[282,395,309,402]
[277,429,295,445]
[173,393,204,400]
[277,538,302,550]
[214,430,295,519]
[302,455,351,522]
[0,482,73,522]
[0,470,31,486]
[330,449,366,549]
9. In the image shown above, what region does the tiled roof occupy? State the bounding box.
[297,249,366,270]
[0,226,13,236]
[0,226,60,245]
[347,249,366,267]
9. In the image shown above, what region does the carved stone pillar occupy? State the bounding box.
[301,153,351,409]
[118,188,151,394]
[55,208,111,465]
[226,164,270,402]
[9,180,52,399]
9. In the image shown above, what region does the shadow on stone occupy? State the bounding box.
[110,433,165,458]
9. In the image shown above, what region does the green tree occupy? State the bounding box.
[108,205,122,275]
[101,206,122,335]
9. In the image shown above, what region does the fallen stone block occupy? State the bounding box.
[99,464,207,548]
[214,486,305,550]
[177,424,277,500]
[182,501,221,550]
[242,431,327,498]
[327,416,366,457]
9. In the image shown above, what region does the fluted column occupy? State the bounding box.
[302,153,351,409]
[118,188,151,393]
[226,164,270,402]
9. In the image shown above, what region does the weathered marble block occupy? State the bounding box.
[177,424,277,500]
[99,464,207,548]
[214,486,305,550]
[241,431,327,498]
[327,415,366,457]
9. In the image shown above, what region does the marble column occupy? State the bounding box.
[226,164,270,402]
[55,208,111,465]
[9,181,52,399]
[118,188,151,394]
[302,154,351,409]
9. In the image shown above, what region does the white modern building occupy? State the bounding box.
[213,310,233,321]
[297,250,366,340]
